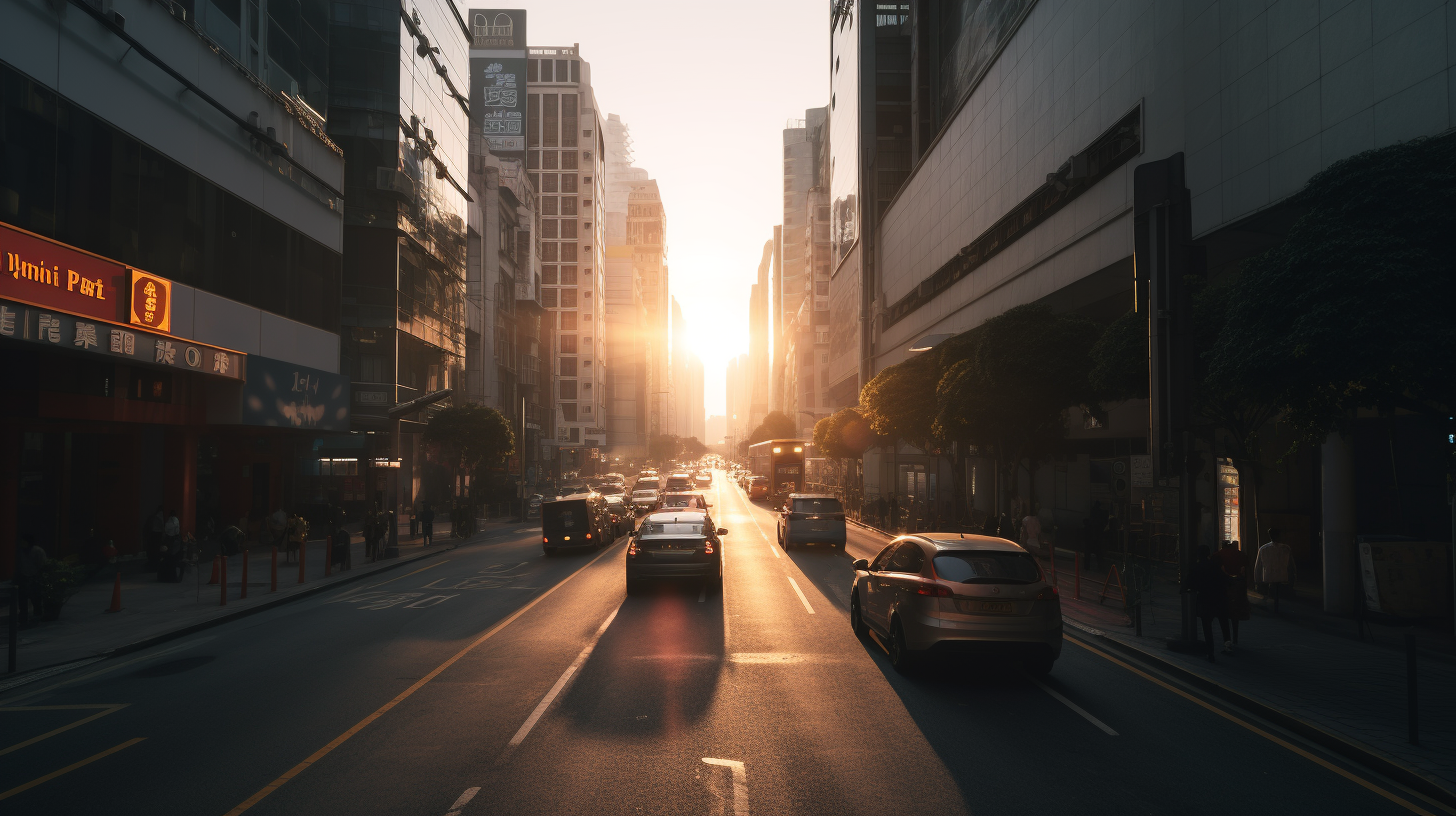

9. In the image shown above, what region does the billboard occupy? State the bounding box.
[242,355,350,431]
[469,9,527,164]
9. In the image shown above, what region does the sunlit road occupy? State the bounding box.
[1,471,1434,815]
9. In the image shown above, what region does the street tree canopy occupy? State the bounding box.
[859,352,940,449]
[747,411,798,444]
[1089,308,1149,402]
[679,436,708,458]
[423,403,515,479]
[813,407,876,459]
[648,434,680,462]
[1207,133,1456,449]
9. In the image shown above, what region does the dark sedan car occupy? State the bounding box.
[625,511,727,594]
[776,494,846,550]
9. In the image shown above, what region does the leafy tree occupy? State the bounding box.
[679,436,707,459]
[1207,133,1456,452]
[647,434,680,462]
[747,411,798,444]
[858,352,940,449]
[1089,308,1148,402]
[424,403,515,497]
[813,407,876,459]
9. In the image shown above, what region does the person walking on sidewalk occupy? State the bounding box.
[888,493,901,532]
[1184,544,1231,662]
[1215,539,1250,651]
[1020,509,1044,556]
[419,502,436,546]
[15,536,47,626]
[1255,527,1296,611]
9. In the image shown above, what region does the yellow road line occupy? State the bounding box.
[1068,638,1438,816]
[0,704,128,757]
[223,542,623,815]
[0,737,145,802]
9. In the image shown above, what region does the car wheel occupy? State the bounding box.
[888,618,919,675]
[1024,653,1055,677]
[850,592,867,638]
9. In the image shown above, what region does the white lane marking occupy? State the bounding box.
[702,757,749,816]
[506,606,620,749]
[444,786,480,815]
[1030,677,1119,736]
[786,576,815,614]
[404,595,458,609]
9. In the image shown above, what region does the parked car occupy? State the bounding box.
[747,476,769,501]
[776,494,847,550]
[541,494,613,555]
[626,510,728,594]
[850,535,1061,675]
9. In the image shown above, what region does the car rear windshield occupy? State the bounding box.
[543,502,588,531]
[793,498,842,514]
[932,551,1042,584]
[637,536,704,550]
[638,522,705,536]
[662,495,703,508]
[632,490,657,499]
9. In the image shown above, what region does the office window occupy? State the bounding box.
[570,60,580,82]
[541,220,558,239]
[561,289,578,308]
[540,196,557,215]
[542,288,558,307]
[561,244,578,262]
[560,335,577,353]
[543,94,558,147]
[562,175,578,193]
[555,59,569,81]
[527,150,540,169]
[560,197,577,216]
[527,94,539,146]
[527,59,540,82]
[358,355,388,382]
[562,94,578,147]
[561,150,578,170]
[561,220,577,239]
[561,358,577,377]
[541,173,558,193]
[569,426,580,442]
[563,405,577,422]
[542,265,558,284]
[542,150,558,170]
[542,243,558,261]
[560,265,577,282]
[562,312,577,330]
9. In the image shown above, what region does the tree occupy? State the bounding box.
[813,407,876,460]
[1089,308,1149,402]
[747,411,798,444]
[1207,133,1456,452]
[858,352,940,449]
[679,436,708,459]
[423,404,515,500]
[933,304,1102,517]
[647,434,680,463]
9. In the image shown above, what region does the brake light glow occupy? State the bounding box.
[627,541,639,556]
[915,582,953,597]
[543,537,549,543]
[703,540,714,555]
[1036,586,1060,600]
[586,533,593,539]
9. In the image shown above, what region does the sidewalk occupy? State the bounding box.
[2,517,535,682]
[846,519,1456,804]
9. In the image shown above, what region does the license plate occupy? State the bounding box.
[978,601,1014,613]
[957,599,1014,614]
[811,523,831,531]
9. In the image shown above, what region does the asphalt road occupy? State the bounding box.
[1,470,1443,815]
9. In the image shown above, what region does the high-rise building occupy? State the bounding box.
[668,297,703,442]
[748,239,773,432]
[783,108,831,438]
[3,0,347,572]
[329,0,472,510]
[628,182,669,442]
[725,352,750,449]
[603,114,658,457]
[527,45,607,473]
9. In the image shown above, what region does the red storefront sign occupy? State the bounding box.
[1,221,130,325]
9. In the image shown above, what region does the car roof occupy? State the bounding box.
[788,493,838,500]
[640,511,710,527]
[901,533,1026,553]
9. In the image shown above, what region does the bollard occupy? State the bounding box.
[241,550,249,600]
[108,573,122,613]
[1074,552,1081,600]
[1407,633,1419,746]
[325,535,333,577]
[219,555,228,606]
[270,546,278,593]
[298,538,306,584]
[207,555,221,585]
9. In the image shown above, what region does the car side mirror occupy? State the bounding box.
[851,559,870,572]
[717,528,728,536]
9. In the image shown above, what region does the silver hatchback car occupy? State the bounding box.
[850,534,1061,675]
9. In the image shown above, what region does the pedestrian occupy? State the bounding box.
[287,513,308,563]
[1254,527,1296,610]
[873,495,887,528]
[221,523,244,557]
[15,536,47,625]
[1184,544,1231,662]
[332,522,352,570]
[158,510,182,581]
[419,502,435,546]
[1020,507,1044,555]
[269,507,288,552]
[888,493,900,532]
[1216,539,1250,651]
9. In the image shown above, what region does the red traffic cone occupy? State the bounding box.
[208,555,221,585]
[107,573,122,613]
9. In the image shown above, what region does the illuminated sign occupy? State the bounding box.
[129,269,173,333]
[1,221,127,324]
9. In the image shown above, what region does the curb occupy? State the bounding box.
[1061,620,1456,811]
[1,523,535,693]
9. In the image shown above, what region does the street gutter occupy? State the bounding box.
[0,523,536,695]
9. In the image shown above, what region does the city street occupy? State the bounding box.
[1,472,1437,815]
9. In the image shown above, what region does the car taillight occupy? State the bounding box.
[627,542,639,556]
[915,582,953,597]
[703,540,714,555]
[586,533,593,539]
[543,537,549,543]
[1036,586,1059,600]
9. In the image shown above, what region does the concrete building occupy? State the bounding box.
[668,297,704,443]
[725,352,750,452]
[3,0,347,572]
[828,0,1456,607]
[628,180,669,442]
[747,240,773,432]
[602,114,656,457]
[527,45,607,473]
[782,107,831,438]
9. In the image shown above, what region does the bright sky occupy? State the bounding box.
[527,1,829,426]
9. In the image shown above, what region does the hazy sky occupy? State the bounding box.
[527,1,830,436]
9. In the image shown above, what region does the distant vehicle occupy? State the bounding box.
[604,473,626,486]
[656,491,711,512]
[527,494,544,519]
[777,494,847,550]
[693,471,712,488]
[747,476,769,500]
[597,483,624,496]
[850,535,1061,675]
[665,472,693,491]
[626,510,728,594]
[635,475,661,492]
[603,496,633,537]
[630,488,660,515]
[541,494,612,555]
[748,439,805,499]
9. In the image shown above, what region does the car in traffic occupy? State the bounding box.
[626,510,728,594]
[664,471,693,491]
[635,474,661,493]
[693,471,712,488]
[776,494,847,550]
[603,495,633,537]
[746,476,769,501]
[527,494,544,519]
[850,534,1061,675]
[541,493,613,555]
[630,488,660,515]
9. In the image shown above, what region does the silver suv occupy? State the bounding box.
[850,534,1061,675]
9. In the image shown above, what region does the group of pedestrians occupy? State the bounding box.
[1186,527,1298,662]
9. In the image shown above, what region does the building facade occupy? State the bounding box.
[527,45,607,473]
[2,0,347,573]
